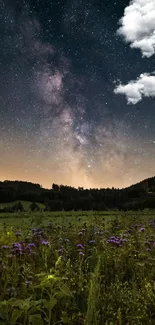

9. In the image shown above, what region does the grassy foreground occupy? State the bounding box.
[1,211,155,324]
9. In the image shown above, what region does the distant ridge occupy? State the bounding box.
[127,176,155,191]
[1,175,155,191]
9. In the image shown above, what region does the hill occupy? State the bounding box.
[0,177,155,211]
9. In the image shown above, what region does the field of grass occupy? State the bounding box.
[1,210,155,324]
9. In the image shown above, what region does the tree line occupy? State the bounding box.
[0,177,155,211]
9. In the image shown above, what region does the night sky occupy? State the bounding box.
[1,0,155,189]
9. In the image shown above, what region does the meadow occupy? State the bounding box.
[1,210,155,325]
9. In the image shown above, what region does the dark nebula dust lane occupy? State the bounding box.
[0,0,155,189]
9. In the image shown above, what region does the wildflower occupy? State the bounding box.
[79,251,84,256]
[13,245,23,255]
[146,248,151,251]
[13,242,21,248]
[139,227,145,232]
[77,243,84,249]
[12,242,23,255]
[89,240,95,244]
[107,236,124,246]
[79,232,83,236]
[41,240,49,245]
[28,243,35,248]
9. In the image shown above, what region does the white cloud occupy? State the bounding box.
[117,0,155,57]
[114,0,155,104]
[114,73,155,104]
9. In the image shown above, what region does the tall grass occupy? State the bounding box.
[86,255,101,325]
[0,211,155,324]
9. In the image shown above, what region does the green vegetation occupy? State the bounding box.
[1,211,155,324]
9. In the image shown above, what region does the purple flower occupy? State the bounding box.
[146,248,151,251]
[79,232,83,236]
[28,243,35,248]
[107,236,124,246]
[89,240,95,244]
[139,227,145,232]
[13,242,21,248]
[79,251,85,256]
[41,240,49,245]
[77,243,84,249]
[108,236,116,240]
[12,242,23,255]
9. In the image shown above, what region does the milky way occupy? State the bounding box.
[0,0,155,189]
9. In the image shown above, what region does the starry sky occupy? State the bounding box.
[0,0,155,189]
